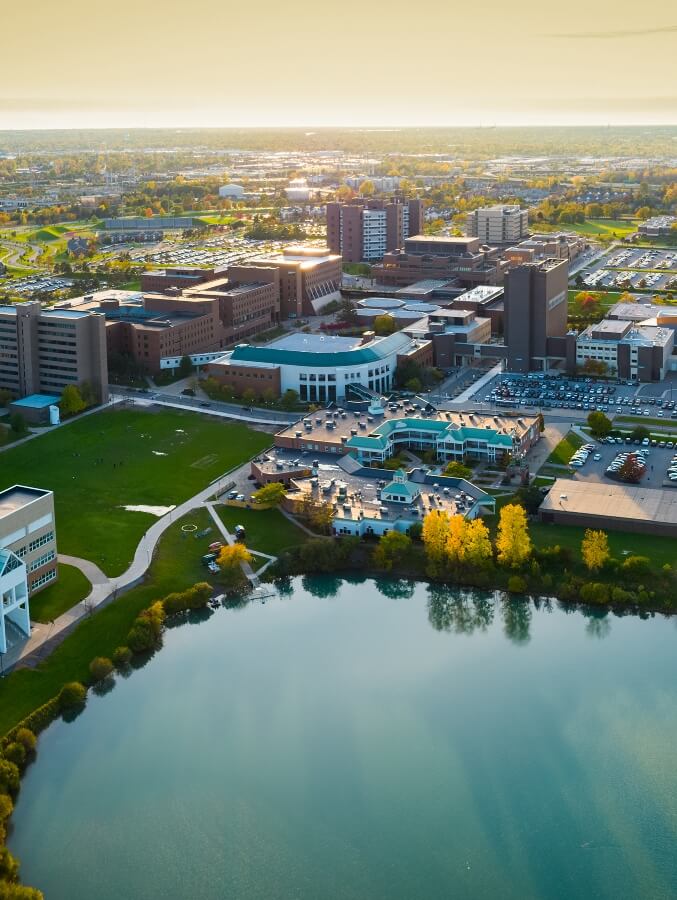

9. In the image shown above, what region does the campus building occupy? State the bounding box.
[373,236,507,289]
[0,485,58,652]
[326,198,424,262]
[574,320,674,381]
[638,216,677,238]
[206,331,432,403]
[505,232,586,265]
[274,401,540,462]
[249,246,342,318]
[504,259,569,372]
[466,205,529,244]
[0,301,109,402]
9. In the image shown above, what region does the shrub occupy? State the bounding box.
[127,601,165,652]
[443,461,472,479]
[0,883,44,898]
[186,582,211,610]
[622,555,651,577]
[112,646,132,669]
[611,586,636,604]
[507,575,527,593]
[2,743,26,769]
[13,729,36,754]
[580,582,610,604]
[0,760,20,797]
[0,793,13,841]
[0,847,19,884]
[58,682,87,712]
[89,656,114,683]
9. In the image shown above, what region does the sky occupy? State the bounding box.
[2,0,676,129]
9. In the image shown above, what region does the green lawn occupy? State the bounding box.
[216,506,309,556]
[29,564,91,624]
[615,415,677,430]
[565,219,638,237]
[0,408,271,577]
[529,521,677,568]
[547,431,583,465]
[0,507,225,738]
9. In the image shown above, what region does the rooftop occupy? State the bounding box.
[541,478,677,527]
[0,485,51,521]
[10,393,60,409]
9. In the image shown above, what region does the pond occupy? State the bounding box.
[9,577,677,900]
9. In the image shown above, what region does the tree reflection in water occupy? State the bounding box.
[426,583,495,635]
[583,607,612,640]
[302,574,343,599]
[501,597,532,645]
[375,578,416,601]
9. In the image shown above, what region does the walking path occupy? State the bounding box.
[450,362,504,405]
[2,466,256,672]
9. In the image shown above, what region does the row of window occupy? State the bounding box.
[29,550,56,573]
[30,568,57,590]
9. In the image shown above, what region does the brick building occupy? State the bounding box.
[373,236,507,289]
[326,198,424,262]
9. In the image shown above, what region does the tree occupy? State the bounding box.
[373,530,412,570]
[422,509,451,575]
[514,483,544,515]
[496,504,532,569]
[0,848,19,884]
[581,529,610,572]
[630,425,650,441]
[373,314,396,336]
[280,389,299,411]
[178,355,194,377]
[217,542,252,573]
[443,461,472,479]
[253,482,286,505]
[405,377,423,393]
[358,180,375,197]
[0,760,20,797]
[587,411,612,438]
[463,519,493,568]
[619,455,644,483]
[537,412,545,433]
[89,656,114,683]
[13,728,36,754]
[58,681,87,711]
[112,646,133,669]
[0,389,12,408]
[59,384,85,417]
[241,388,257,404]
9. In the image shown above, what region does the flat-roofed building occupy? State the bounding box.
[575,319,674,381]
[504,259,569,373]
[638,216,677,237]
[0,301,108,403]
[540,478,677,537]
[467,205,529,244]
[206,331,432,403]
[250,246,341,318]
[0,485,58,651]
[373,236,507,289]
[326,198,424,262]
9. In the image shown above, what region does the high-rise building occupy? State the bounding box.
[326,198,424,262]
[467,205,529,244]
[504,259,569,372]
[0,301,109,402]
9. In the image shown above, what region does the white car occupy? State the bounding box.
[593,454,602,461]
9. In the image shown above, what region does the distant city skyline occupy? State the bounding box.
[2,0,676,129]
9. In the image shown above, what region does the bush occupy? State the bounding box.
[112,646,132,669]
[2,743,26,769]
[0,883,44,899]
[622,555,651,577]
[13,729,36,754]
[0,793,13,842]
[0,760,20,797]
[580,582,610,604]
[443,461,472,479]
[611,586,637,604]
[0,847,19,884]
[88,656,114,683]
[507,575,527,593]
[186,582,211,610]
[58,682,87,712]
[126,601,165,652]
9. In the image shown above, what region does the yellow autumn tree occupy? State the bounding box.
[463,518,493,568]
[422,509,451,576]
[496,504,532,569]
[581,529,610,572]
[217,543,253,585]
[445,515,468,567]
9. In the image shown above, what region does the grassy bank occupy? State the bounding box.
[28,565,91,624]
[0,407,271,577]
[547,431,584,465]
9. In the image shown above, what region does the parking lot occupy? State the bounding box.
[0,275,73,294]
[578,246,677,292]
[474,372,677,416]
[561,436,677,490]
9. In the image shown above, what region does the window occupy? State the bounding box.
[31,568,57,590]
[29,531,54,553]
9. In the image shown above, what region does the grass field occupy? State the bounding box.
[216,506,309,556]
[28,564,91,623]
[0,506,226,738]
[567,289,628,308]
[0,407,271,577]
[547,431,583,465]
[565,219,638,238]
[529,520,677,568]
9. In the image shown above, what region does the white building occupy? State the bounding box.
[467,205,529,244]
[208,331,431,403]
[0,486,56,654]
[285,179,311,202]
[218,184,245,200]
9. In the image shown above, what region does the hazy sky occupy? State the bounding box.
[2,0,676,129]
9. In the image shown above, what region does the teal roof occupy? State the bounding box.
[230,332,411,369]
[346,418,514,452]
[382,481,418,499]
